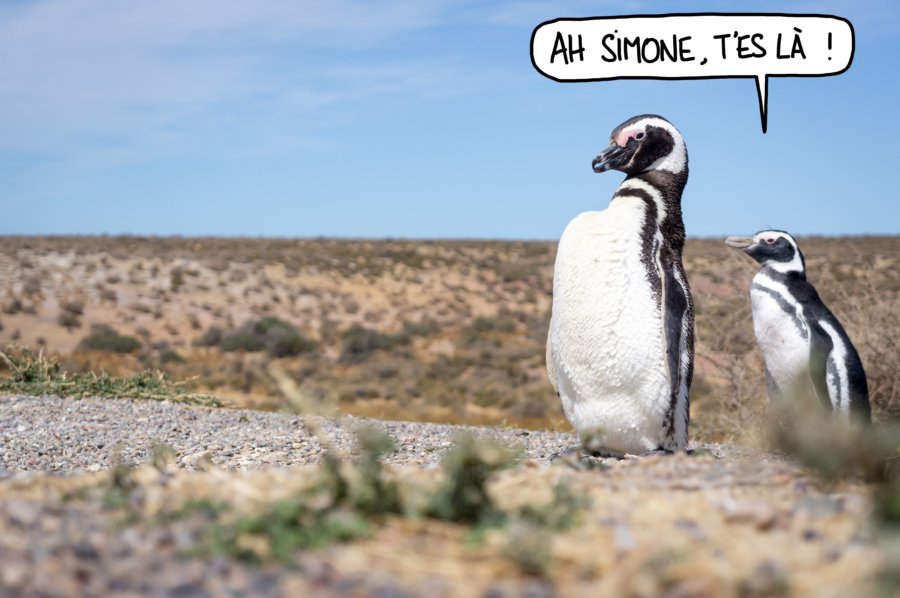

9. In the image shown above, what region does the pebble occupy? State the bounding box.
[715,498,781,531]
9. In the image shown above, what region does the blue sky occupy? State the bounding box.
[1,0,898,239]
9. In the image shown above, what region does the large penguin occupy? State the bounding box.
[725,230,871,422]
[546,114,694,456]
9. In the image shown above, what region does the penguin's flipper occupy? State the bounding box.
[844,349,871,422]
[662,267,689,394]
[807,322,836,411]
[660,261,692,446]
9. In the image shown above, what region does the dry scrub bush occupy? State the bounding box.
[57,298,85,330]
[692,293,767,440]
[59,298,84,315]
[78,324,142,354]
[2,292,23,315]
[97,286,118,303]
[23,276,42,296]
[195,317,317,359]
[57,310,82,331]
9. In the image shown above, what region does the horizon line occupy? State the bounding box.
[1,232,897,242]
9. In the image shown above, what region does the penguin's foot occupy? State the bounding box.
[550,445,613,461]
[584,447,625,459]
[578,428,626,459]
[548,445,580,461]
[550,445,617,470]
[642,447,675,457]
[621,447,677,459]
[686,447,720,459]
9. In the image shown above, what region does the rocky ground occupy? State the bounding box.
[0,395,578,474]
[0,395,888,597]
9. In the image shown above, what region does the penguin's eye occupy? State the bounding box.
[635,132,645,140]
[765,238,776,245]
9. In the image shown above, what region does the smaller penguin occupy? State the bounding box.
[725,230,870,422]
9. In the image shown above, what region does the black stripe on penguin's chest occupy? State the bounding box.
[613,185,662,303]
[613,171,687,306]
[750,281,808,338]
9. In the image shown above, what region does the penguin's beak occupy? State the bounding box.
[592,141,629,173]
[725,236,756,250]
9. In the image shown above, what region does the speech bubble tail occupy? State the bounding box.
[755,75,769,134]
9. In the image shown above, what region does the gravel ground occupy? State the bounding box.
[0,395,882,597]
[0,395,588,476]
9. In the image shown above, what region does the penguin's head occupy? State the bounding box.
[725,230,806,273]
[592,114,687,176]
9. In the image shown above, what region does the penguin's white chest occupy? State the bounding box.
[547,199,670,454]
[750,276,810,396]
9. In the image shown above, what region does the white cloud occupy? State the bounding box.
[0,0,460,159]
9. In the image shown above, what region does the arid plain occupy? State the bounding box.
[1,235,896,434]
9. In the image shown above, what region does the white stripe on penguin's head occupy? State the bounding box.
[751,230,805,273]
[594,115,687,176]
[625,116,687,175]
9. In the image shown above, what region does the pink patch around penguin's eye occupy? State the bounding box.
[765,238,776,244]
[615,127,644,147]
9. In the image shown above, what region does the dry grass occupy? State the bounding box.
[0,235,896,441]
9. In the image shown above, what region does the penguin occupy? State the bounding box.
[546,114,694,456]
[725,230,871,422]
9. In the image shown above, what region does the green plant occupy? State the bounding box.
[2,295,22,315]
[770,393,900,595]
[206,427,401,561]
[159,349,185,364]
[470,317,516,335]
[402,319,440,337]
[170,267,185,292]
[339,325,409,364]
[193,325,224,347]
[104,455,137,510]
[59,299,84,315]
[57,310,82,330]
[216,317,316,358]
[503,520,552,576]
[349,426,402,515]
[78,324,141,353]
[198,428,585,569]
[426,432,517,524]
[472,317,494,333]
[210,495,371,561]
[0,347,220,406]
[268,331,317,358]
[219,331,266,353]
[518,482,590,531]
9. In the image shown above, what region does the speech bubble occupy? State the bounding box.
[530,13,854,133]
